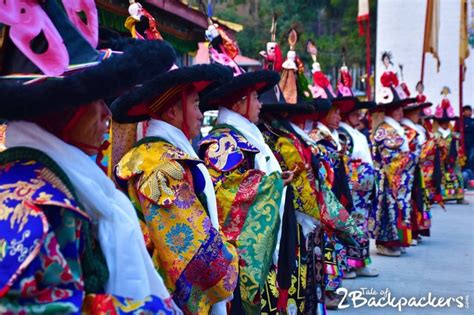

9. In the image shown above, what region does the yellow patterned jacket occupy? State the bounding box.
[116,137,239,315]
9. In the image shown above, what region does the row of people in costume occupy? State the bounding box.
[112,19,371,313]
[304,40,379,308]
[112,18,391,313]
[371,51,466,259]
[1,2,466,314]
[0,3,347,313]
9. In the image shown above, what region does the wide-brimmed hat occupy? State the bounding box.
[259,84,331,114]
[340,100,376,119]
[433,102,458,122]
[200,70,280,111]
[403,102,433,113]
[264,36,332,116]
[111,64,233,123]
[333,62,377,114]
[355,100,377,111]
[0,0,175,120]
[310,67,358,114]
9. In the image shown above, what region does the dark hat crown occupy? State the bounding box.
[259,84,289,105]
[0,0,99,76]
[0,0,177,120]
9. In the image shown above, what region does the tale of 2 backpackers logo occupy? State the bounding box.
[336,287,470,311]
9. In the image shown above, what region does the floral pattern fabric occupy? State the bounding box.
[369,123,416,247]
[403,125,432,237]
[435,131,465,201]
[259,122,325,314]
[309,126,352,292]
[199,126,284,314]
[115,139,239,315]
[339,126,374,269]
[419,131,441,206]
[0,150,175,314]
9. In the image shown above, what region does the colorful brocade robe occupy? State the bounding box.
[0,147,175,314]
[308,125,360,292]
[435,130,465,201]
[403,123,431,237]
[199,125,284,314]
[259,121,326,315]
[115,137,239,315]
[419,130,442,205]
[338,125,374,269]
[369,122,416,247]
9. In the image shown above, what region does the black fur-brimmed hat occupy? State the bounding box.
[0,1,176,120]
[340,100,376,117]
[200,70,280,111]
[259,84,317,114]
[403,102,432,113]
[313,98,333,112]
[311,70,358,114]
[433,102,458,122]
[355,100,377,111]
[0,40,175,121]
[330,96,359,114]
[111,64,233,123]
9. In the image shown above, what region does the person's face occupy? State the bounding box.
[405,109,421,124]
[463,109,472,118]
[172,90,203,139]
[323,107,341,130]
[233,91,262,123]
[68,100,111,155]
[387,106,404,122]
[346,110,361,128]
[439,121,450,129]
[383,56,390,68]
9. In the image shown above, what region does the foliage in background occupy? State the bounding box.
[193,0,377,83]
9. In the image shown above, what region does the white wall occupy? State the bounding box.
[376,0,473,114]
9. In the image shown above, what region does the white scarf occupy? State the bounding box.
[146,119,226,314]
[145,119,219,231]
[384,116,409,152]
[316,122,342,151]
[438,126,451,139]
[339,122,373,165]
[5,121,171,301]
[216,107,286,264]
[290,122,316,145]
[415,124,427,145]
[401,118,426,145]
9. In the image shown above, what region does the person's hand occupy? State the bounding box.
[282,166,299,185]
[282,170,295,186]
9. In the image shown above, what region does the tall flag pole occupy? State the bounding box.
[421,0,440,83]
[459,0,470,152]
[357,0,371,100]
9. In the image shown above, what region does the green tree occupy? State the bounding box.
[211,0,377,86]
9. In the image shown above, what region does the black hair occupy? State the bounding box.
[381,51,393,65]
